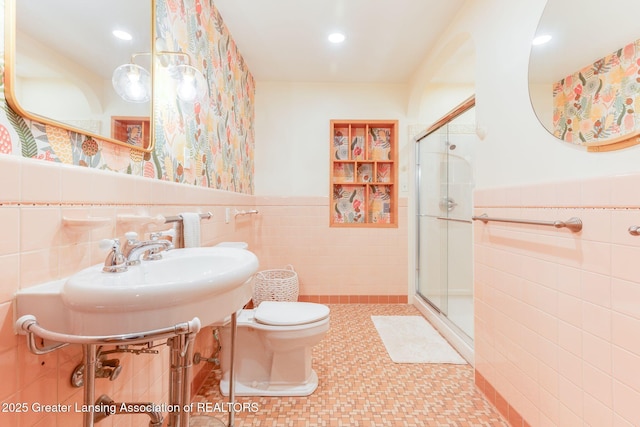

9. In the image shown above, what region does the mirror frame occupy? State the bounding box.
[584,131,640,152]
[3,0,156,154]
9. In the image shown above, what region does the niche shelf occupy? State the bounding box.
[330,120,398,227]
[62,216,111,232]
[111,116,151,149]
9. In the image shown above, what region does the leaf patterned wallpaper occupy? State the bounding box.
[552,39,640,144]
[0,0,255,194]
[153,0,255,192]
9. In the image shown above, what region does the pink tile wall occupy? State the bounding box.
[253,196,409,298]
[0,157,408,426]
[0,156,255,427]
[474,174,640,427]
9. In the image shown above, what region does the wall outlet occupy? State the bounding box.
[400,175,408,192]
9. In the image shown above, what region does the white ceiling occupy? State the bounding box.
[15,0,467,85]
[15,0,150,79]
[530,0,640,84]
[213,0,465,83]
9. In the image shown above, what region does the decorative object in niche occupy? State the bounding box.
[529,0,640,151]
[329,120,398,227]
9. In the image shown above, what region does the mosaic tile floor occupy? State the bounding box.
[191,304,508,427]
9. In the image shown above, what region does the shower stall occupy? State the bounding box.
[414,97,476,361]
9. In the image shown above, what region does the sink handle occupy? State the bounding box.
[146,230,175,260]
[100,238,128,273]
[99,238,117,251]
[124,231,139,243]
[150,229,176,246]
[150,229,176,241]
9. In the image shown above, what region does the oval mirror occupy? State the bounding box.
[529,0,640,151]
[4,0,154,153]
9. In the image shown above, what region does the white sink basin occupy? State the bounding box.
[15,247,259,336]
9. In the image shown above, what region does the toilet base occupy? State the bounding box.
[220,370,319,397]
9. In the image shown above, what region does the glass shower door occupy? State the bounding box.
[416,105,475,340]
[416,126,450,315]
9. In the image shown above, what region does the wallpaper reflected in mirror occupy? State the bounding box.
[529,0,640,149]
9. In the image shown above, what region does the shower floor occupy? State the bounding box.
[191,304,507,427]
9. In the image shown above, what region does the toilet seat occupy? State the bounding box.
[254,301,330,326]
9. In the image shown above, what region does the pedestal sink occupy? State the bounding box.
[14,245,259,427]
[15,246,259,336]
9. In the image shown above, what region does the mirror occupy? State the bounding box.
[4,0,154,152]
[529,0,640,151]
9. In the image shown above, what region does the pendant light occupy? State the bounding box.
[112,63,151,103]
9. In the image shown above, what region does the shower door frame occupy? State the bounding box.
[414,96,475,356]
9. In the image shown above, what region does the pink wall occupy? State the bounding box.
[0,156,409,426]
[252,196,408,301]
[473,174,640,427]
[0,155,255,426]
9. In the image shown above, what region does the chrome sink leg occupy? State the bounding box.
[168,336,183,427]
[83,344,97,427]
[228,311,237,427]
[15,316,201,427]
[180,331,196,427]
[167,330,197,427]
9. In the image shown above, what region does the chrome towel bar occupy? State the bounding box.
[472,213,583,233]
[436,216,473,224]
[164,212,212,223]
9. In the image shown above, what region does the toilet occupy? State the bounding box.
[213,242,330,396]
[214,241,249,250]
[218,301,330,397]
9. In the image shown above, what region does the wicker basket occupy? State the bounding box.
[252,265,299,307]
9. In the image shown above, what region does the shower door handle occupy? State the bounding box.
[439,197,458,212]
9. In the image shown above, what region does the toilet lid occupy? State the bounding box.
[254,301,330,326]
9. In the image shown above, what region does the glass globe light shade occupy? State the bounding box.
[112,64,151,103]
[171,64,208,103]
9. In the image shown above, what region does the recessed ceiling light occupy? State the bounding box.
[532,34,552,46]
[328,33,345,44]
[113,30,133,41]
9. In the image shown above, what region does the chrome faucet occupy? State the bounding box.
[100,238,127,273]
[100,231,173,272]
[122,231,173,265]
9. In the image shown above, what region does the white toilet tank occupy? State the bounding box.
[215,241,248,250]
